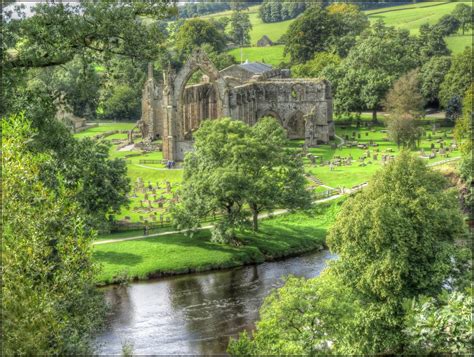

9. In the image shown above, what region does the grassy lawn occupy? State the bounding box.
[93,199,342,284]
[367,1,466,34]
[366,1,472,54]
[75,120,460,225]
[446,32,473,54]
[73,121,136,139]
[304,124,460,188]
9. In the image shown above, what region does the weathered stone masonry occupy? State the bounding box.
[138,49,334,161]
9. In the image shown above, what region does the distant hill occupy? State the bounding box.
[205,1,471,66]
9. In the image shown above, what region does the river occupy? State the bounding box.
[96,249,335,355]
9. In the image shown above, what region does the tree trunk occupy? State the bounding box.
[372,108,377,123]
[252,208,259,232]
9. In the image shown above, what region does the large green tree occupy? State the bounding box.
[419,56,452,104]
[175,18,227,58]
[173,118,309,242]
[2,114,106,355]
[229,10,253,46]
[384,70,424,148]
[284,4,368,64]
[291,52,341,78]
[2,1,160,229]
[434,14,460,36]
[326,152,467,353]
[6,71,131,230]
[439,46,473,108]
[452,3,473,35]
[325,2,370,57]
[229,152,469,355]
[416,23,450,64]
[244,118,310,231]
[323,21,420,121]
[99,57,147,121]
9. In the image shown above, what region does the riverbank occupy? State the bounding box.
[93,199,343,285]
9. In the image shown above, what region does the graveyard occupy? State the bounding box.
[75,118,461,242]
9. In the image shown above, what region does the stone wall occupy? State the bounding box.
[139,49,334,161]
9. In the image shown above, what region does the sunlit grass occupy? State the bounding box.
[94,199,342,284]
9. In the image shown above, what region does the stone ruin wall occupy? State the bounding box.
[138,50,335,161]
[228,79,334,145]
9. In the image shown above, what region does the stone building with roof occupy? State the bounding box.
[256,35,274,47]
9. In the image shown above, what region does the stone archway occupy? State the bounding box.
[286,111,305,139]
[258,110,283,126]
[172,48,229,141]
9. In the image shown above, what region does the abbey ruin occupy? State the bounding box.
[138,49,335,161]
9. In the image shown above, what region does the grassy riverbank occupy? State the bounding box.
[93,199,342,285]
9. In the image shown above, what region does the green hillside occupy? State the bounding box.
[221,1,471,64]
[366,1,472,53]
[203,5,293,45]
[366,1,463,33]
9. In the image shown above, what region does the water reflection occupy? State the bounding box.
[97,250,335,355]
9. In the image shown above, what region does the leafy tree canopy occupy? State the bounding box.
[452,3,473,35]
[328,151,465,301]
[284,3,369,64]
[419,56,452,104]
[404,290,473,354]
[229,10,253,46]
[175,18,227,58]
[2,114,106,355]
[2,1,174,69]
[322,21,420,120]
[99,57,147,121]
[258,0,307,23]
[439,46,473,108]
[434,14,461,37]
[173,118,309,243]
[291,52,340,78]
[417,23,450,64]
[229,152,470,355]
[454,84,474,212]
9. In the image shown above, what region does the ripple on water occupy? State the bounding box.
[97,250,336,355]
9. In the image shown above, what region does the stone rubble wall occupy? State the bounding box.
[139,50,334,161]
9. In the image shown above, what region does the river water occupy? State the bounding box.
[96,249,335,355]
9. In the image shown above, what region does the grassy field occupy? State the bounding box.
[74,121,136,139]
[366,1,472,54]
[223,1,471,65]
[445,32,472,53]
[75,120,460,225]
[202,5,293,45]
[304,124,460,188]
[93,199,341,284]
[366,1,465,34]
